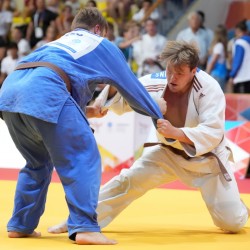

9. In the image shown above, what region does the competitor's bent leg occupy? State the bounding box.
[97,146,177,228]
[200,164,249,233]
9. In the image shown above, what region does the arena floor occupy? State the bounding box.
[0,171,250,250]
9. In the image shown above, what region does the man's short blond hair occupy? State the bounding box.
[161,40,200,70]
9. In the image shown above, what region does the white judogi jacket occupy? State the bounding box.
[97,69,233,177]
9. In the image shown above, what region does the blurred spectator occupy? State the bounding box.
[33,24,58,49]
[85,0,97,7]
[226,34,235,81]
[197,10,214,47]
[64,0,80,15]
[228,19,250,93]
[2,0,15,10]
[132,0,160,23]
[106,0,133,25]
[133,18,166,77]
[0,42,20,87]
[26,0,58,48]
[0,0,13,61]
[176,11,210,69]
[246,19,250,33]
[54,3,74,37]
[11,26,31,57]
[22,0,36,19]
[105,21,116,43]
[206,24,228,91]
[159,0,168,18]
[46,0,61,14]
[2,0,19,17]
[115,20,141,69]
[0,41,7,64]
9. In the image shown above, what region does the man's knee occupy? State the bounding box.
[99,169,131,199]
[99,167,146,201]
[211,202,248,233]
[215,216,246,233]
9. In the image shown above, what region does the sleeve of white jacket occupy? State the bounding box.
[96,85,133,115]
[96,73,164,115]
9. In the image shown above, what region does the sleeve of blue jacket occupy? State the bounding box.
[229,44,244,78]
[96,39,164,121]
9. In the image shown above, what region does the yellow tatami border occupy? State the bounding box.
[1,180,250,250]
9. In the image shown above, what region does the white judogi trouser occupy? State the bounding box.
[97,145,248,232]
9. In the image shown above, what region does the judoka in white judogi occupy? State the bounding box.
[96,68,249,233]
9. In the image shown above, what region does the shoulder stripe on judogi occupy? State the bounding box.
[193,83,199,92]
[145,84,165,92]
[193,76,203,92]
[195,76,203,88]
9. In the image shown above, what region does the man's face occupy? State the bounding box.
[36,0,45,9]
[166,64,196,93]
[142,1,151,11]
[9,48,18,58]
[189,14,201,32]
[145,20,157,36]
[235,27,243,38]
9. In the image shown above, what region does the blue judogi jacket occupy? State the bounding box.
[0,29,163,123]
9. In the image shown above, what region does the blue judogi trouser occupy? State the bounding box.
[3,98,101,239]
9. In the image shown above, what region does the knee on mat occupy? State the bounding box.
[215,219,244,233]
[212,207,247,233]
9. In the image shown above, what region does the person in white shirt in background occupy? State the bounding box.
[115,20,141,70]
[11,26,31,58]
[133,18,167,77]
[33,24,58,49]
[206,24,228,91]
[0,42,20,87]
[197,10,214,49]
[227,19,250,93]
[176,11,210,69]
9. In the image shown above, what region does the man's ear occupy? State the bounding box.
[192,67,197,75]
[94,24,101,35]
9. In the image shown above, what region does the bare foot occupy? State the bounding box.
[75,232,117,245]
[8,231,41,238]
[47,220,68,234]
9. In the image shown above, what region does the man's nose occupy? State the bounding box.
[170,74,176,81]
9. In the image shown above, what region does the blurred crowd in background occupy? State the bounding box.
[0,0,250,95]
